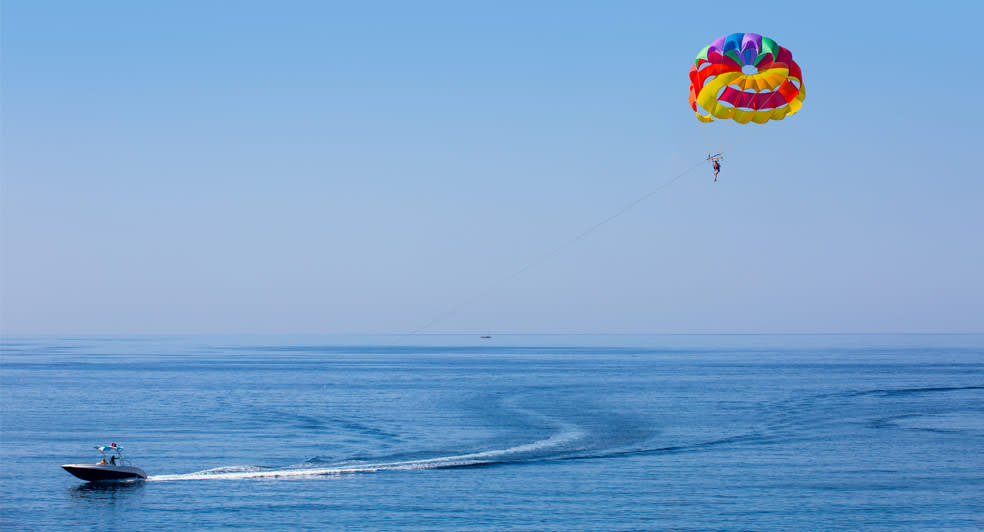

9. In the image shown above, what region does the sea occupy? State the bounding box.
[1,334,982,531]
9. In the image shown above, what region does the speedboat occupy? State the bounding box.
[62,443,147,481]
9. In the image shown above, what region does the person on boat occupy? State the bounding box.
[712,159,721,182]
[100,457,108,465]
[109,455,117,465]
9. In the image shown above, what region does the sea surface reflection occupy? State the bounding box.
[67,480,145,506]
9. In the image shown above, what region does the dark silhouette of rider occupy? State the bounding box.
[713,160,721,182]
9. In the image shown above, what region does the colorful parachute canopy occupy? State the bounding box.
[689,33,804,124]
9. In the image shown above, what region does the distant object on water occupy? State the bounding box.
[62,443,147,482]
[480,336,492,339]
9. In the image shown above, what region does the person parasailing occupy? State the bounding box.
[689,33,806,184]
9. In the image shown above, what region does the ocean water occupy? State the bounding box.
[1,334,982,531]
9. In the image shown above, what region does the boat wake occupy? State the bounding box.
[149,422,585,481]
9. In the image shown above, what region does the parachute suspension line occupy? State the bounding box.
[718,117,740,156]
[698,119,713,156]
[720,120,731,154]
[395,159,707,342]
[721,119,758,158]
[710,120,723,156]
[706,117,760,170]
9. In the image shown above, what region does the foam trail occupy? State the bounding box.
[150,422,584,481]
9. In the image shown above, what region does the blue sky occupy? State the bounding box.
[3,0,982,334]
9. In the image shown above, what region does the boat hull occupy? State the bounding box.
[62,464,147,482]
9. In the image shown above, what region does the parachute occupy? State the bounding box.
[689,33,805,124]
